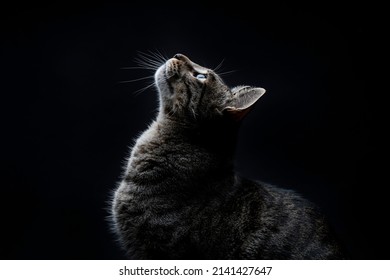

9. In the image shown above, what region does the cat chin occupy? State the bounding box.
[154,64,173,107]
[154,63,166,84]
[155,65,167,89]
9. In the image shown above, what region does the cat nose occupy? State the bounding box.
[173,54,184,60]
[173,54,191,63]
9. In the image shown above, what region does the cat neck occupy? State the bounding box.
[126,114,238,192]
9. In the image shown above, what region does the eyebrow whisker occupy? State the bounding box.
[213,58,225,72]
[118,75,155,83]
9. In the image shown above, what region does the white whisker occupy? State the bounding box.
[138,51,165,65]
[119,50,168,97]
[145,50,167,61]
[154,49,168,62]
[134,57,161,69]
[213,58,225,72]
[121,66,156,70]
[134,58,161,68]
[118,75,155,83]
[218,70,238,76]
[133,83,156,96]
[135,55,161,65]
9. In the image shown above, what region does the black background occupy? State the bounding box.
[1,1,384,259]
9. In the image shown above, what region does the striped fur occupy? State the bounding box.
[111,54,343,259]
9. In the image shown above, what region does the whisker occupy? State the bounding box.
[154,49,169,62]
[136,54,161,65]
[118,75,155,83]
[133,61,160,70]
[137,51,165,65]
[118,50,169,97]
[218,70,238,76]
[135,54,161,66]
[146,50,167,61]
[213,58,225,72]
[132,49,169,73]
[120,66,156,70]
[134,57,161,68]
[133,83,156,96]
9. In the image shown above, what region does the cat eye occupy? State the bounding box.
[195,73,207,81]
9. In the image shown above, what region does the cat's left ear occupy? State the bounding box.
[224,86,266,121]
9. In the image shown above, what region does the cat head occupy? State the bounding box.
[155,54,265,123]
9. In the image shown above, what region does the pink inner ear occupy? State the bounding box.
[224,107,252,122]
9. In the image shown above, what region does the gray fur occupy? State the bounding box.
[111,54,342,259]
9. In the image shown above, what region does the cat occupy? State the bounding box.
[111,53,343,259]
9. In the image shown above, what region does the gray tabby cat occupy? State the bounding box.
[111,53,342,259]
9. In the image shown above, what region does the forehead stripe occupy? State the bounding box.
[183,80,193,109]
[196,83,207,111]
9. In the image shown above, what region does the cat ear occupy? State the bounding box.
[224,86,266,121]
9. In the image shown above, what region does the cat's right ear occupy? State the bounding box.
[223,86,266,121]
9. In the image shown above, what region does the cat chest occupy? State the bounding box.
[115,189,188,235]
